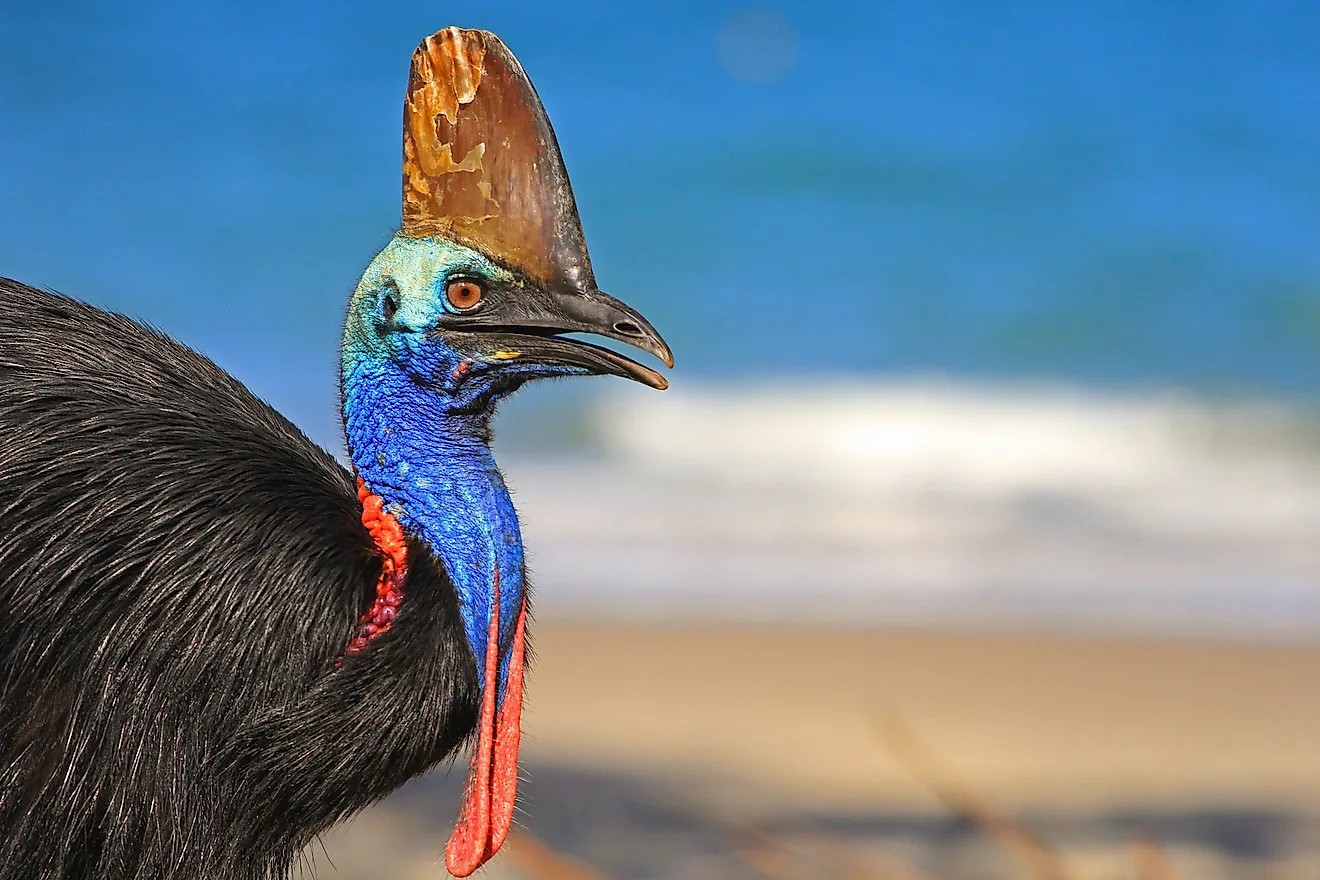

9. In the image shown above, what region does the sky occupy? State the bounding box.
[1,0,1318,447]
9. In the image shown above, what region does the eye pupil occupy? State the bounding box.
[446,279,484,311]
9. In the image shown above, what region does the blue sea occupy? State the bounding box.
[3,1,1318,433]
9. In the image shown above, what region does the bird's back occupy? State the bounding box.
[0,278,477,879]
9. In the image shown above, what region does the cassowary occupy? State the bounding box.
[0,27,670,880]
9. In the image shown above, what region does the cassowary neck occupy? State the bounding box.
[341,356,523,688]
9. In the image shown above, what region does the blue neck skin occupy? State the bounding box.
[341,235,547,701]
[343,357,523,693]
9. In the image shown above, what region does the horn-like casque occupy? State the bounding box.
[402,28,596,295]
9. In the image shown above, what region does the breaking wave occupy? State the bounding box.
[505,378,1320,640]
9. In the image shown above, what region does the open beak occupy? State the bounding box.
[446,287,674,390]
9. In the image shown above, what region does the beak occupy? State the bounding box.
[445,287,674,390]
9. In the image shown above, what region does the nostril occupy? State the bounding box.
[613,320,642,337]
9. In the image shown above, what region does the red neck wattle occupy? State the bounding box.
[445,569,528,877]
[345,478,409,656]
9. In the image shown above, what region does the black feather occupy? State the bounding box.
[0,277,480,879]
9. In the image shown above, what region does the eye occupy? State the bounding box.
[445,278,484,312]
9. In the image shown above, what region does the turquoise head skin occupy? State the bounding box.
[341,232,670,702]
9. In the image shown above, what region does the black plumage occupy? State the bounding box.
[0,278,480,879]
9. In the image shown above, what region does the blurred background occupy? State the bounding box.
[3,1,1320,877]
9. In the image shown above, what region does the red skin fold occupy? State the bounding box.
[343,480,409,659]
[446,569,527,877]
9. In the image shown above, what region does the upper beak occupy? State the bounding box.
[447,287,674,389]
[554,289,674,369]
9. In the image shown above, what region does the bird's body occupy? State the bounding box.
[0,279,479,878]
[0,26,670,880]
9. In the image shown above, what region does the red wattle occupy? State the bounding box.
[488,596,527,854]
[341,479,408,661]
[445,573,526,877]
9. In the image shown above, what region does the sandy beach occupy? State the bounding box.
[300,622,1320,879]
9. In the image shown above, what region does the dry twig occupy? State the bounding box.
[873,712,1074,880]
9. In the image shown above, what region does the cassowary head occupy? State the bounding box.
[344,28,671,412]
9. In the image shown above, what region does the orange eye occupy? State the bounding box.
[445,279,484,312]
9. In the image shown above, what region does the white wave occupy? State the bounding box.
[503,378,1320,639]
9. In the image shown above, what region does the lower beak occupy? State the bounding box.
[465,330,670,389]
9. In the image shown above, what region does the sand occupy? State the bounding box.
[300,623,1320,879]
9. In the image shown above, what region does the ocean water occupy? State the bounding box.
[508,380,1320,638]
[1,0,1318,442]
